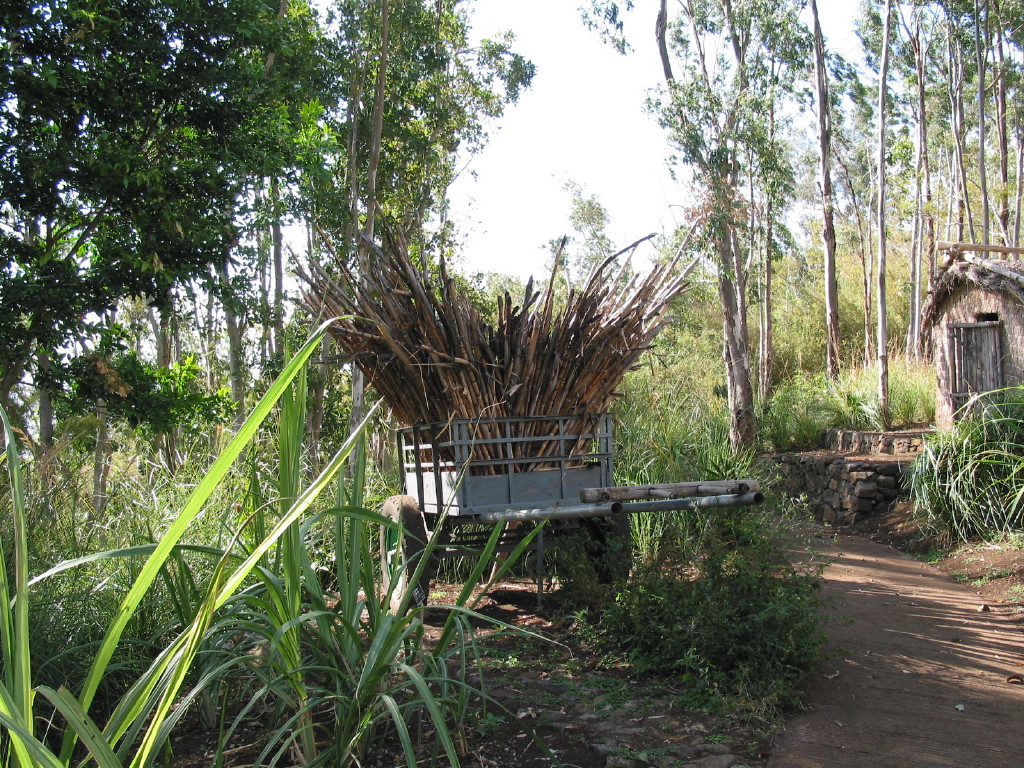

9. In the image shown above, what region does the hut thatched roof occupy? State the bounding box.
[922,254,1024,330]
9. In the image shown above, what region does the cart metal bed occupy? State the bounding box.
[380,414,762,608]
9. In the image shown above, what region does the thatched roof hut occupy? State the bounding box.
[923,247,1024,428]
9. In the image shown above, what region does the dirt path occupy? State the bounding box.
[770,525,1024,768]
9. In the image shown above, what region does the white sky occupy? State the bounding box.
[447,0,865,280]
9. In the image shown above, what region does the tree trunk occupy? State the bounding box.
[272,177,285,359]
[157,290,174,369]
[157,290,179,469]
[93,398,110,516]
[37,350,54,453]
[921,47,937,293]
[974,0,990,243]
[350,0,391,439]
[908,173,922,358]
[905,15,934,356]
[258,220,272,368]
[812,0,840,379]
[949,31,976,242]
[363,0,390,246]
[220,262,247,428]
[307,221,328,461]
[946,148,963,242]
[714,221,756,448]
[1015,125,1024,246]
[877,0,893,427]
[656,0,673,82]
[994,10,1010,243]
[759,221,774,396]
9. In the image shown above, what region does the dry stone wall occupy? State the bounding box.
[771,429,929,525]
[822,428,930,455]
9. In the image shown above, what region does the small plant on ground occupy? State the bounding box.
[912,547,944,565]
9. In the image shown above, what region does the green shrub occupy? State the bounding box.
[590,527,823,717]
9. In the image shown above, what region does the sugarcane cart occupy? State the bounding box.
[300,230,761,609]
[379,413,762,608]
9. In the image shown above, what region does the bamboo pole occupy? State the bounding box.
[937,241,1024,257]
[580,479,761,503]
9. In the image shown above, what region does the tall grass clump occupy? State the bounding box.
[0,321,518,768]
[615,369,754,487]
[614,367,756,566]
[909,388,1024,541]
[829,356,935,430]
[757,376,834,452]
[16,428,245,708]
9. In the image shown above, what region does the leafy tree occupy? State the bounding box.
[59,348,233,435]
[565,181,616,282]
[0,0,333,415]
[302,0,534,250]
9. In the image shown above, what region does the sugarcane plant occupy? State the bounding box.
[0,321,544,768]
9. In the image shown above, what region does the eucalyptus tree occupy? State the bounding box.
[990,0,1014,243]
[895,3,930,354]
[811,0,842,379]
[649,0,809,447]
[876,0,895,426]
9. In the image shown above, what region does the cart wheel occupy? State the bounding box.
[581,515,631,584]
[380,495,434,613]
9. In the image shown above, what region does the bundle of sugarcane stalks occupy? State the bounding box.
[300,229,690,467]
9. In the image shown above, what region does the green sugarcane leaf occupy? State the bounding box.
[66,321,336,745]
[380,694,418,767]
[38,685,125,768]
[0,406,33,743]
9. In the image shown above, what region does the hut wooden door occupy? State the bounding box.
[948,320,1004,417]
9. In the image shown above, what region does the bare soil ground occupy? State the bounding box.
[851,500,1024,624]
[407,582,773,768]
[771,512,1024,768]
